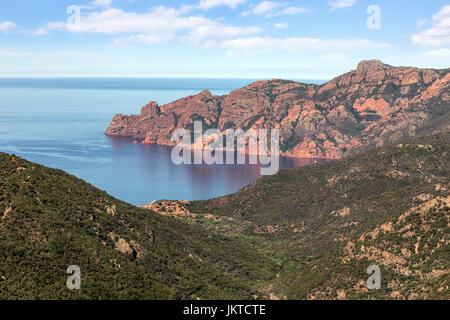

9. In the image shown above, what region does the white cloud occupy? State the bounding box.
[417,18,427,29]
[38,6,262,47]
[198,0,246,10]
[33,27,49,35]
[412,5,450,46]
[109,34,174,47]
[242,1,311,17]
[274,22,288,29]
[214,36,390,55]
[329,0,357,11]
[92,0,112,7]
[186,24,262,44]
[276,7,312,16]
[242,1,281,16]
[41,7,214,34]
[32,3,388,57]
[0,21,17,32]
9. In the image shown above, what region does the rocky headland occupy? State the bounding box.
[106,60,449,159]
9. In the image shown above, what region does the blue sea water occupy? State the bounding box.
[0,78,323,205]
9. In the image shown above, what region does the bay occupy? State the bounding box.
[0,78,324,205]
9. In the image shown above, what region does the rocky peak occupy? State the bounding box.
[198,89,213,98]
[356,59,389,72]
[351,59,392,84]
[140,101,160,118]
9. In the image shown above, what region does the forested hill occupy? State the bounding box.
[0,152,277,299]
[187,132,450,299]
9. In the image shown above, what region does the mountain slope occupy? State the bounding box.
[106,60,449,159]
[184,132,450,299]
[0,153,277,299]
[1,131,448,300]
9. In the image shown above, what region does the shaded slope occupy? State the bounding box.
[0,153,277,299]
[186,132,450,299]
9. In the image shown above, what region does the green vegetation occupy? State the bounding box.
[0,131,448,299]
[188,132,450,299]
[0,153,277,299]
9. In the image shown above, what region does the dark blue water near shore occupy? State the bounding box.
[0,78,324,205]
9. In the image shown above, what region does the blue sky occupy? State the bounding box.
[0,0,449,78]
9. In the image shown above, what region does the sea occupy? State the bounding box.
[0,78,325,205]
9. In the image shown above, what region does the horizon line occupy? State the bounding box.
[0,76,330,81]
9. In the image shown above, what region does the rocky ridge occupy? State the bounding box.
[106,60,449,159]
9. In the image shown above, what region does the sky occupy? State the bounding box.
[0,0,449,79]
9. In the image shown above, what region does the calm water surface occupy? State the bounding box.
[0,78,324,205]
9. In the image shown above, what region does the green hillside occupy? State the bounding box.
[187,132,450,299]
[1,132,448,300]
[0,153,277,299]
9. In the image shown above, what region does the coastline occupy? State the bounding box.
[105,135,334,160]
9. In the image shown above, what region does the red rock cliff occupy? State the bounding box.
[106,60,449,159]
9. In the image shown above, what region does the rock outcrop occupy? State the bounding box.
[106,60,449,159]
